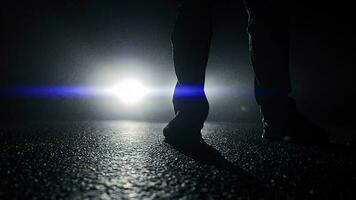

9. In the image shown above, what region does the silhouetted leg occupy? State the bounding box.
[172,0,213,125]
[244,0,296,126]
[244,1,329,144]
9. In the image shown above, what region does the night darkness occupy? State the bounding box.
[1,0,355,125]
[1,0,356,199]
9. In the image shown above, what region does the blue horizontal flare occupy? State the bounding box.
[0,85,106,97]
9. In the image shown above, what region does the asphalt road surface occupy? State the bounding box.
[1,121,355,199]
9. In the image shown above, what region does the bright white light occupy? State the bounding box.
[111,79,149,105]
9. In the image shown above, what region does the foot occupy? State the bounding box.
[163,112,205,146]
[262,112,330,145]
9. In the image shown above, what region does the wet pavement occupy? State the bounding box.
[0,121,355,199]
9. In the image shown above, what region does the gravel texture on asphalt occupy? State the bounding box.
[0,121,355,199]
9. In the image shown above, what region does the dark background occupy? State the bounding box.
[0,0,355,130]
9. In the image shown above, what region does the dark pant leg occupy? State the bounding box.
[244,0,296,125]
[171,0,213,123]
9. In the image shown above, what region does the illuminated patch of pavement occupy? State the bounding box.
[0,121,355,199]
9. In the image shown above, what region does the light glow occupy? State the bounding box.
[111,79,149,105]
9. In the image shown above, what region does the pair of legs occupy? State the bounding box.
[165,0,328,143]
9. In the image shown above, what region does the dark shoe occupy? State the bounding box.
[262,112,330,145]
[163,112,205,146]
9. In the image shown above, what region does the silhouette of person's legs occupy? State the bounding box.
[164,0,212,142]
[164,0,329,144]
